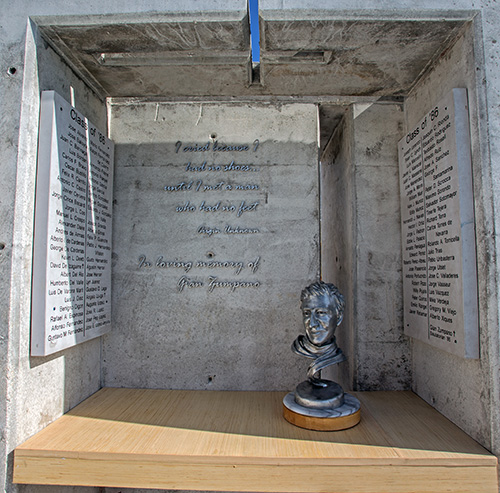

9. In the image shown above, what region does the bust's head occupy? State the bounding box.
[300,281,345,347]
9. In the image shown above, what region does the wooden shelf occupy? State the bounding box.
[13,388,498,492]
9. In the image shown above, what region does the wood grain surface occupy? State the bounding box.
[13,388,499,492]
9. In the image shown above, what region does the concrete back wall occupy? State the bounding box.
[105,101,319,391]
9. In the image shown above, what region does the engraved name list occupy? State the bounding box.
[398,88,479,358]
[31,91,114,356]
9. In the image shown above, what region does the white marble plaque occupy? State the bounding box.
[31,91,114,356]
[399,89,479,358]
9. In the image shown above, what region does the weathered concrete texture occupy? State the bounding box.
[35,10,250,98]
[320,114,355,388]
[482,3,500,462]
[3,1,249,99]
[24,7,475,100]
[406,24,499,452]
[319,105,348,155]
[3,18,107,493]
[259,12,469,97]
[321,103,410,391]
[0,29,24,493]
[104,102,319,391]
[260,0,479,8]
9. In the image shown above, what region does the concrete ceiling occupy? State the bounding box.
[34,10,470,150]
[36,10,469,99]
[260,14,467,97]
[36,11,251,98]
[318,105,348,153]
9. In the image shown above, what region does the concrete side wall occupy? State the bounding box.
[0,16,24,493]
[320,111,355,387]
[351,103,410,391]
[321,104,410,392]
[4,22,107,493]
[406,24,499,452]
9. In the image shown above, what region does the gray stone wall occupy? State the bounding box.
[4,19,107,493]
[320,111,355,387]
[320,104,409,392]
[405,24,498,451]
[351,103,409,391]
[105,101,319,392]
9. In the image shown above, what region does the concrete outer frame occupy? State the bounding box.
[1,3,500,493]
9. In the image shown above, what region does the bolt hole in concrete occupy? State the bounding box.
[0,243,5,250]
[7,67,16,75]
[210,132,217,140]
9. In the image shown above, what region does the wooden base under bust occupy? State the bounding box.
[283,403,361,431]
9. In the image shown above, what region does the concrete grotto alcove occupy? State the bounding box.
[10,6,499,492]
[28,9,476,395]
